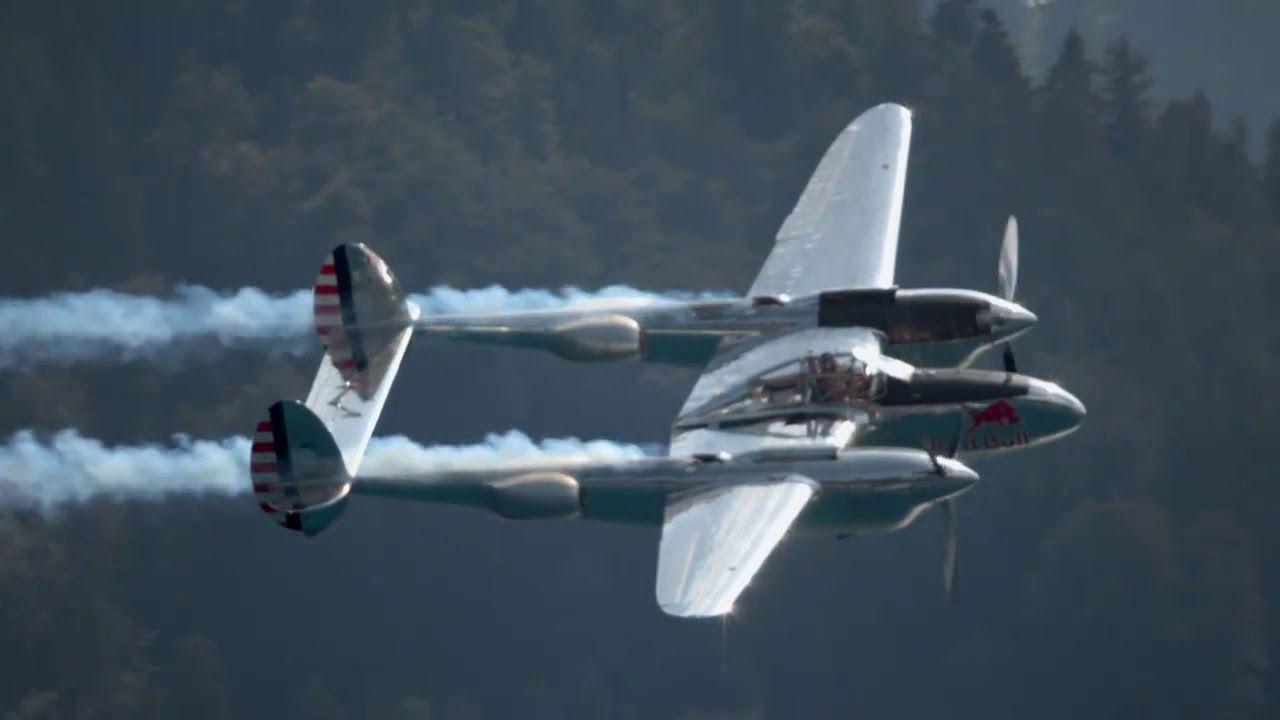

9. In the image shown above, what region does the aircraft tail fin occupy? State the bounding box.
[251,401,353,536]
[306,244,417,475]
[313,243,417,394]
[252,244,417,534]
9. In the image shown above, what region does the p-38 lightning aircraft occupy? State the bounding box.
[250,103,1084,617]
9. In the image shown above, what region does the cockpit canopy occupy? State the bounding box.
[677,352,887,429]
[763,352,887,405]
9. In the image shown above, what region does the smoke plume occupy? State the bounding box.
[0,284,721,369]
[0,429,655,514]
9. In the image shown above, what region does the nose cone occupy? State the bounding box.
[934,456,979,487]
[988,299,1037,340]
[1025,379,1086,438]
[838,448,977,492]
[931,456,977,497]
[1060,387,1085,419]
[1010,304,1038,331]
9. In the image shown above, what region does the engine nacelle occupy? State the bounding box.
[488,472,582,519]
[546,315,642,361]
[818,287,987,342]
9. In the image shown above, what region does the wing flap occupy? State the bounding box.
[656,476,816,617]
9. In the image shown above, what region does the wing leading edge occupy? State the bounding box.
[749,103,912,297]
[656,476,817,618]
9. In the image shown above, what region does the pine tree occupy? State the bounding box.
[1035,26,1104,178]
[1206,115,1262,220]
[930,0,975,46]
[1101,38,1153,163]
[1182,91,1216,208]
[972,9,1027,93]
[1264,119,1280,222]
[1040,28,1099,132]
[1150,91,1215,209]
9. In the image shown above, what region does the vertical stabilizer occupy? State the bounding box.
[306,244,417,475]
[251,401,352,536]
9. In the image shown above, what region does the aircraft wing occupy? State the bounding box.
[749,103,912,297]
[656,475,816,617]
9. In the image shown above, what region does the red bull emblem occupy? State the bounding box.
[962,399,1028,451]
[967,399,1020,429]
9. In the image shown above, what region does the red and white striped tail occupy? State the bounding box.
[313,257,340,338]
[312,244,412,399]
[313,253,358,377]
[250,418,285,518]
[250,401,352,536]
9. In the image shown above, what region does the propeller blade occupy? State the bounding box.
[943,499,959,601]
[1001,342,1018,373]
[998,215,1019,302]
[946,408,965,457]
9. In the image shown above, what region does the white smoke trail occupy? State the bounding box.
[409,285,715,315]
[0,284,722,369]
[357,432,654,478]
[0,429,655,515]
[0,286,312,368]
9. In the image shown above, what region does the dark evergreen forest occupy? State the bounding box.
[1,1,1278,718]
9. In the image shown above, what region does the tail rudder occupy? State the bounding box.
[251,400,352,536]
[306,243,417,475]
[313,243,416,399]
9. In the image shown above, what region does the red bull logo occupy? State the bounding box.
[963,399,1027,451]
[967,399,1020,429]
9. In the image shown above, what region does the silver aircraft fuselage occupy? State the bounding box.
[353,446,977,535]
[415,288,1083,468]
[864,369,1085,455]
[414,285,1036,368]
[670,342,1085,458]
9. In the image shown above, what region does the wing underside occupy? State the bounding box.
[656,476,816,617]
[749,103,912,298]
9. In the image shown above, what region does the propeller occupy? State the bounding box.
[997,215,1020,374]
[942,498,959,601]
[930,410,967,600]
